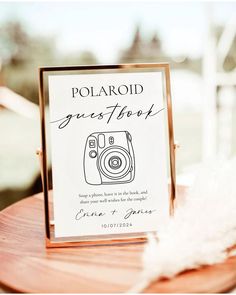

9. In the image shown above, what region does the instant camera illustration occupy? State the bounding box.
[84,131,135,185]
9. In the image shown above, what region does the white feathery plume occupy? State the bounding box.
[128,158,236,293]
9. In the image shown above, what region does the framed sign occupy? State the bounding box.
[38,63,176,248]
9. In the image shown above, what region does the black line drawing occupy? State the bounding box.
[84,131,135,185]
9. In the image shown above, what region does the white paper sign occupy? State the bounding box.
[48,71,169,238]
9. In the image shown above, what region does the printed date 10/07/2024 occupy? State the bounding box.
[101,223,133,228]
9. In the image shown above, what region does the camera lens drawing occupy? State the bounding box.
[108,156,122,170]
[83,131,135,185]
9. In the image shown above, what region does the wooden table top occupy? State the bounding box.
[0,187,236,293]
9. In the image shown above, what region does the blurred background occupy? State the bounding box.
[0,1,235,210]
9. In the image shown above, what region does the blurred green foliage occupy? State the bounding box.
[0,21,97,104]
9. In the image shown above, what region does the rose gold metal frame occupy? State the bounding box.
[38,63,176,248]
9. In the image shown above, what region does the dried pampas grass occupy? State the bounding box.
[129,158,236,293]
